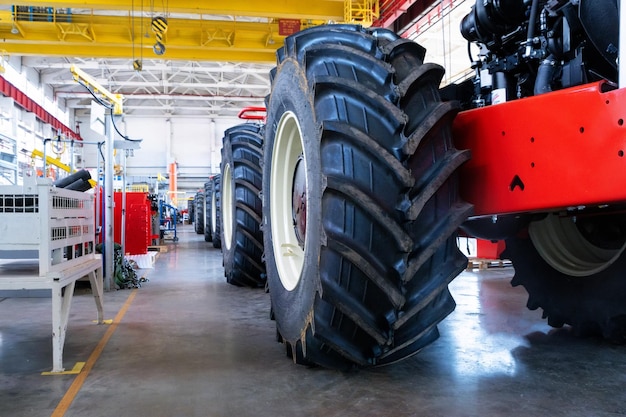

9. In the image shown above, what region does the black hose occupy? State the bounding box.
[53,169,92,189]
[534,55,557,95]
[527,0,541,42]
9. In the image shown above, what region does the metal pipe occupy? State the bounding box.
[104,114,114,291]
[121,148,127,257]
[69,139,75,172]
[42,137,50,175]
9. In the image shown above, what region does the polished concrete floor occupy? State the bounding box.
[1,225,626,417]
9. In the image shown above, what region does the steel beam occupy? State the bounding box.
[5,0,345,20]
[0,11,293,62]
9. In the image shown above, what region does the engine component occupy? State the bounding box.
[460,0,618,107]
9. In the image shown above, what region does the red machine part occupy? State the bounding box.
[454,82,626,217]
[113,192,153,255]
[237,106,266,120]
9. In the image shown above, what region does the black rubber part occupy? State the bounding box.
[211,175,222,249]
[187,198,195,226]
[263,25,472,369]
[504,235,626,342]
[194,190,204,235]
[204,179,213,242]
[220,123,266,287]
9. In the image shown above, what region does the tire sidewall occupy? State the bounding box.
[264,58,323,342]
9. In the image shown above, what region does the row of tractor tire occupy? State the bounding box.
[193,24,626,370]
[191,25,472,371]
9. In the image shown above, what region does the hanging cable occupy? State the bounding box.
[98,141,106,161]
[109,108,142,142]
[78,80,115,109]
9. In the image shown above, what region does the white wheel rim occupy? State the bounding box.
[223,164,233,251]
[211,184,217,234]
[529,214,626,277]
[271,111,306,291]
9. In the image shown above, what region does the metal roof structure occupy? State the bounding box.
[0,1,472,118]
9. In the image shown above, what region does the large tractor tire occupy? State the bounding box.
[262,25,472,369]
[204,180,213,242]
[194,191,204,235]
[211,174,222,249]
[504,213,626,342]
[220,124,266,287]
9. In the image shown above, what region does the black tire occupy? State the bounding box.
[187,198,195,225]
[211,174,222,249]
[220,123,266,287]
[204,180,213,242]
[263,25,472,369]
[194,191,204,234]
[504,214,626,342]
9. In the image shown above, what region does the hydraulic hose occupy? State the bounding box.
[534,55,557,95]
[525,0,541,57]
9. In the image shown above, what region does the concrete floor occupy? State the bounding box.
[1,225,626,417]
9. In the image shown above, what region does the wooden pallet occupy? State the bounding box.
[466,258,513,270]
[148,245,168,253]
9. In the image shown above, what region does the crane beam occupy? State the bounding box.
[5,1,345,21]
[0,10,304,62]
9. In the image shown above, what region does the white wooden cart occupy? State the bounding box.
[0,174,103,373]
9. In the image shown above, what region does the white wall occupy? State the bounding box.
[78,114,244,197]
[0,57,74,185]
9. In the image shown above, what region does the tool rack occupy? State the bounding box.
[0,175,103,373]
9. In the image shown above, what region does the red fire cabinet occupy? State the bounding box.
[113,192,153,255]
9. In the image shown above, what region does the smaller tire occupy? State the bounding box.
[220,123,266,287]
[504,213,626,342]
[194,191,204,234]
[211,174,222,249]
[204,179,213,242]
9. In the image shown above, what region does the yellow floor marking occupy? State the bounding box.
[41,362,85,376]
[92,319,114,324]
[51,289,138,417]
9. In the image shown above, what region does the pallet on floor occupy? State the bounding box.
[148,245,168,253]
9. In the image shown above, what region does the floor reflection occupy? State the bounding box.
[443,268,551,378]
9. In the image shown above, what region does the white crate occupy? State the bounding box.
[0,176,97,275]
[0,175,104,373]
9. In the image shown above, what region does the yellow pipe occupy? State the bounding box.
[31,149,72,173]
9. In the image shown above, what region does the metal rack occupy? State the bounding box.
[158,200,179,242]
[0,174,103,373]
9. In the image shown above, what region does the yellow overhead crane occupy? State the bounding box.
[0,1,379,62]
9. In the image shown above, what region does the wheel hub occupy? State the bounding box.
[292,156,307,248]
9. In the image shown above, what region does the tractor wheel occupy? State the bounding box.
[194,192,204,235]
[220,124,266,287]
[504,213,626,341]
[211,174,222,249]
[204,180,213,242]
[262,25,472,369]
